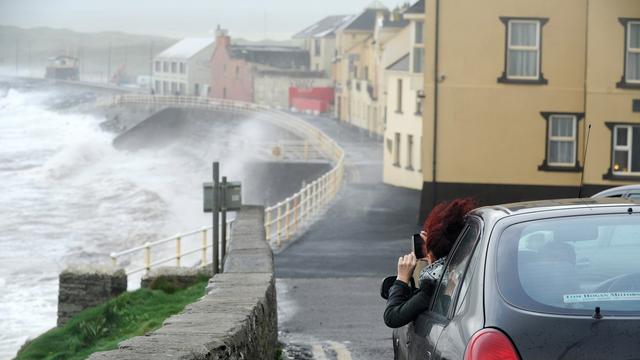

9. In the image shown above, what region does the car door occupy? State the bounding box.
[406,219,482,360]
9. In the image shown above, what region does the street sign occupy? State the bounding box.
[203,182,242,212]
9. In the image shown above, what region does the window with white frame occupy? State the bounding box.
[613,125,640,174]
[163,61,168,72]
[394,132,401,167]
[413,21,424,73]
[548,115,577,166]
[507,20,541,79]
[171,62,177,73]
[626,21,640,83]
[179,62,186,74]
[407,134,414,170]
[314,39,321,56]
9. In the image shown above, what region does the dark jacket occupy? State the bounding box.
[383,280,436,328]
[383,257,448,328]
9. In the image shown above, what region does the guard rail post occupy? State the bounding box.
[144,242,151,273]
[285,200,291,241]
[175,236,181,267]
[276,205,282,247]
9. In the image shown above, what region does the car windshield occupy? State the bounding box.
[497,213,640,315]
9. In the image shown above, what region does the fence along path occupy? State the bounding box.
[97,94,345,273]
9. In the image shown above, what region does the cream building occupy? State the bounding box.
[153,38,214,97]
[293,15,354,77]
[418,0,640,219]
[333,1,411,137]
[382,1,426,190]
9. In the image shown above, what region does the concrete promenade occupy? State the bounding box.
[276,115,422,359]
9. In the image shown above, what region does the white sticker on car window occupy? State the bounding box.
[563,292,640,303]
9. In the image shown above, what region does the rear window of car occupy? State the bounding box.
[497,213,640,315]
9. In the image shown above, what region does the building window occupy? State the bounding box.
[179,83,185,95]
[548,115,577,166]
[155,61,160,72]
[194,83,200,96]
[155,80,160,92]
[498,17,548,85]
[612,125,640,175]
[353,65,358,79]
[171,82,177,93]
[406,134,414,170]
[179,62,186,74]
[162,81,168,94]
[415,21,424,44]
[394,132,401,167]
[314,39,321,56]
[171,62,177,73]
[538,112,583,172]
[364,66,369,81]
[396,79,403,113]
[618,19,640,89]
[413,48,424,73]
[163,61,168,72]
[415,93,423,115]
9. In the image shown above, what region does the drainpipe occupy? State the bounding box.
[431,0,441,209]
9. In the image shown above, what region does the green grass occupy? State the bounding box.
[15,277,209,360]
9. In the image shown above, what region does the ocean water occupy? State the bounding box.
[0,87,243,359]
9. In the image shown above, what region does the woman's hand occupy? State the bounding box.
[397,253,417,284]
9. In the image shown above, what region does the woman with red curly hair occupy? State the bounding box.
[383,198,477,329]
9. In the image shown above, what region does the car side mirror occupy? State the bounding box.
[380,276,415,300]
[380,276,396,300]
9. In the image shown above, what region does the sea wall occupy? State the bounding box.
[88,206,277,360]
[57,266,127,326]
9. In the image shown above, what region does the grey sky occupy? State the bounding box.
[0,0,408,40]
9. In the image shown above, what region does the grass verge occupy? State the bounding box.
[15,277,208,360]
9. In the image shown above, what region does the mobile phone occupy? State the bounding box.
[412,233,425,259]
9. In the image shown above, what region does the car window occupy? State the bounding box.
[454,239,481,316]
[497,214,640,315]
[432,220,480,317]
[627,193,640,200]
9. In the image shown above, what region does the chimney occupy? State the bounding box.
[215,25,231,48]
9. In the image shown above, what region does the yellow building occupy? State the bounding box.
[419,0,640,219]
[333,1,408,136]
[382,1,426,190]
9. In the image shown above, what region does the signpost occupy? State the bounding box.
[203,162,242,274]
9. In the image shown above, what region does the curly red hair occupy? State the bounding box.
[422,198,477,260]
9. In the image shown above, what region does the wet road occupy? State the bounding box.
[276,115,422,359]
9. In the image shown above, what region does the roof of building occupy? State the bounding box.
[405,0,425,14]
[293,15,355,39]
[229,45,309,70]
[343,6,390,31]
[386,53,410,71]
[157,38,215,59]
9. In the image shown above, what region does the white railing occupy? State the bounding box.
[98,94,345,268]
[110,221,232,276]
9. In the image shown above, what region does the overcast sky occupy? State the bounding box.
[0,0,408,40]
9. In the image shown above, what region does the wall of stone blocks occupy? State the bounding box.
[87,205,278,360]
[57,266,127,326]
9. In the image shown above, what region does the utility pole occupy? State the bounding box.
[212,162,220,274]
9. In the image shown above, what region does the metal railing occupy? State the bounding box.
[98,94,345,270]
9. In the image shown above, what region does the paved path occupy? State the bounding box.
[276,115,422,359]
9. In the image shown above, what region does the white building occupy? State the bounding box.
[382,0,425,190]
[152,38,215,97]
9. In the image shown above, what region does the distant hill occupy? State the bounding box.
[0,26,177,82]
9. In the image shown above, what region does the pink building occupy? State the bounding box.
[210,28,310,102]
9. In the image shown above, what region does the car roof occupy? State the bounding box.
[591,184,640,197]
[470,197,638,217]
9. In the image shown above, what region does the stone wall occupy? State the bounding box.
[57,266,127,326]
[88,206,277,360]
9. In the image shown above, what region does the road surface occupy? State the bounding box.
[276,115,422,359]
